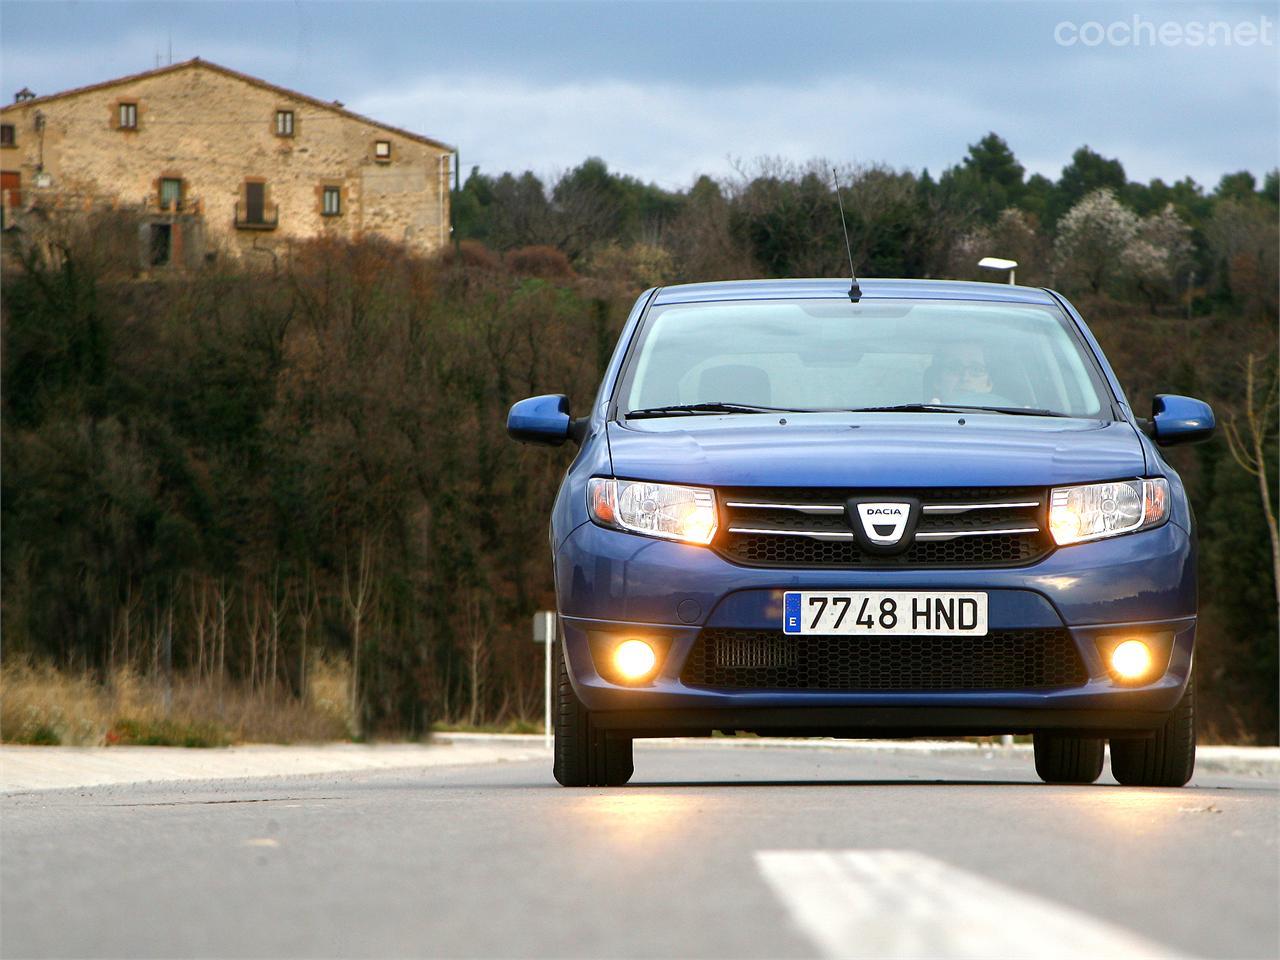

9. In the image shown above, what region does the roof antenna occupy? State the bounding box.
[831,167,861,302]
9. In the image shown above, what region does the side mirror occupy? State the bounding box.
[1151,394,1215,446]
[507,394,578,446]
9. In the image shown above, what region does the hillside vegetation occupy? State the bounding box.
[3,134,1276,743]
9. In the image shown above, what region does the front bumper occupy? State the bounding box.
[554,519,1197,737]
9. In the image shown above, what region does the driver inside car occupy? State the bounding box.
[926,341,1014,406]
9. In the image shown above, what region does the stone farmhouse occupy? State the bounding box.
[0,59,454,266]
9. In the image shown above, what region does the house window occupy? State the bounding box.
[235,180,277,229]
[275,110,294,137]
[118,102,138,129]
[0,125,14,147]
[149,224,172,266]
[322,186,341,216]
[374,140,391,161]
[159,178,183,211]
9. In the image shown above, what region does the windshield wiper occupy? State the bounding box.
[625,401,804,419]
[843,403,1072,418]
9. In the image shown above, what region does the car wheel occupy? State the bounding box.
[552,632,633,787]
[1033,733,1105,784]
[1110,670,1196,788]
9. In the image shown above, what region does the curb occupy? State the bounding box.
[0,741,544,795]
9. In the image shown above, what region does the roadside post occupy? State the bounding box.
[533,611,555,749]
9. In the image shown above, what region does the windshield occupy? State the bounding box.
[619,298,1110,418]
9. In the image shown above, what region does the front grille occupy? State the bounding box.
[681,628,1088,691]
[716,486,1051,568]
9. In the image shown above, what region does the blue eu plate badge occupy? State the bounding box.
[784,592,802,634]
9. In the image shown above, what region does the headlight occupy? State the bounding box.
[1048,478,1170,546]
[587,478,718,545]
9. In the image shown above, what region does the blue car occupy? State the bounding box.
[507,279,1215,787]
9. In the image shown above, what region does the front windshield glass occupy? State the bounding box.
[620,298,1109,418]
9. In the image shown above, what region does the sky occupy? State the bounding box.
[2,1,1276,191]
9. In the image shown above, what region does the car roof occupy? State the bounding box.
[650,278,1058,306]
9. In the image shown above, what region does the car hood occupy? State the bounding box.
[606,413,1147,488]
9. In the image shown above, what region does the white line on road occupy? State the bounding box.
[755,850,1188,960]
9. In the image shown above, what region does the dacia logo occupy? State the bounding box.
[856,502,911,545]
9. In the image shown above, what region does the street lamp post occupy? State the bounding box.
[978,256,1018,285]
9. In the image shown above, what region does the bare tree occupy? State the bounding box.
[189,576,212,680]
[243,582,263,691]
[293,566,319,697]
[115,581,140,674]
[343,535,376,732]
[267,569,285,692]
[459,589,492,728]
[1222,353,1280,606]
[214,579,231,689]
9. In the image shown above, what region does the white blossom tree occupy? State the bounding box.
[1123,204,1194,306]
[1054,189,1139,293]
[1056,191,1194,303]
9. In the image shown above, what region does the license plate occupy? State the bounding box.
[783,591,988,636]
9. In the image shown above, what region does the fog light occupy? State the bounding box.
[1111,639,1153,680]
[613,639,657,681]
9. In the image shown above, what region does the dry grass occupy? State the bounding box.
[0,656,354,746]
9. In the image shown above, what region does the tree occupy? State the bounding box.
[1019,173,1055,224]
[964,133,1026,192]
[1122,204,1194,307]
[1049,146,1127,227]
[1262,169,1279,207]
[728,159,846,277]
[1127,176,1213,232]
[1215,171,1258,202]
[1054,189,1139,293]
[939,133,1025,222]
[666,175,757,281]
[1206,197,1280,318]
[1222,353,1280,608]
[950,207,1051,286]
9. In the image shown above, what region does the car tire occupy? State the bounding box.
[1110,671,1196,788]
[552,633,633,787]
[1033,733,1105,784]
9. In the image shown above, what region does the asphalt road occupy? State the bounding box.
[3,743,1276,959]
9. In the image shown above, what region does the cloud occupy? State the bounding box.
[353,74,1001,189]
[352,64,1275,190]
[5,0,1273,190]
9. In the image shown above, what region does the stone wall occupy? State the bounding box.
[0,61,452,258]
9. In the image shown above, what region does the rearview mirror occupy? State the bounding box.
[507,394,573,446]
[1151,394,1215,446]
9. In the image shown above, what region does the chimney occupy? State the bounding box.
[14,87,35,103]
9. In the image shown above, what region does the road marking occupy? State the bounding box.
[755,850,1187,959]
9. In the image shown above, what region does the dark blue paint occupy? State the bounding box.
[1152,394,1217,446]
[507,393,572,445]
[515,279,1214,736]
[554,518,1195,633]
[606,416,1146,488]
